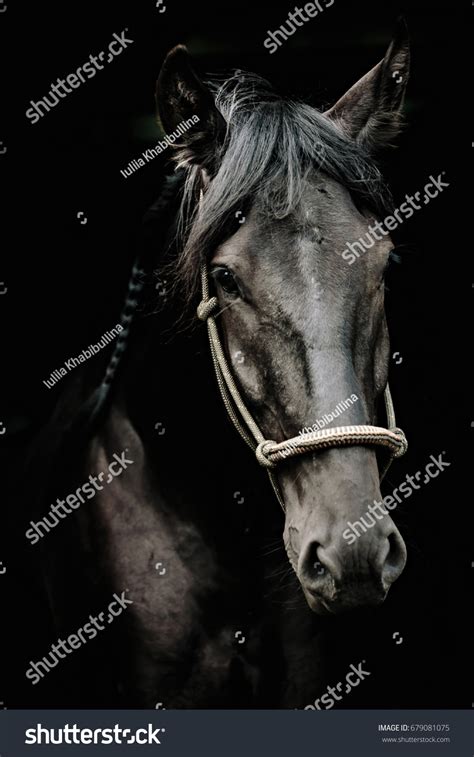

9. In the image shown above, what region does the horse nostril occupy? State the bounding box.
[300,541,328,582]
[312,559,326,578]
[381,528,407,590]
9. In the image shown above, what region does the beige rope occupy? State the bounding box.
[255,425,407,468]
[197,260,407,511]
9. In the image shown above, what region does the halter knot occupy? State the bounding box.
[197,297,219,321]
[391,428,409,457]
[255,440,278,469]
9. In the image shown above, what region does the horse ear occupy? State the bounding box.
[324,19,410,151]
[156,45,226,173]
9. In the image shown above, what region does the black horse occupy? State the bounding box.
[20,24,410,707]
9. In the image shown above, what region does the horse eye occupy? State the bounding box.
[211,266,240,297]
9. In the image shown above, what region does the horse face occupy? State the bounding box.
[157,23,410,613]
[209,173,406,614]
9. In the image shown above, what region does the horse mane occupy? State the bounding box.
[65,171,185,437]
[56,71,395,437]
[175,70,393,298]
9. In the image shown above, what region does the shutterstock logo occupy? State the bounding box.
[340,173,450,265]
[25,590,134,685]
[26,30,134,124]
[25,450,134,545]
[304,660,371,710]
[263,1,336,54]
[25,723,164,745]
[343,452,451,544]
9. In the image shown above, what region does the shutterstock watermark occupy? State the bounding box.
[304,660,371,709]
[340,173,450,265]
[25,590,134,685]
[25,723,164,746]
[263,1,335,54]
[26,29,134,124]
[343,452,451,544]
[120,115,200,178]
[281,394,359,459]
[25,451,134,545]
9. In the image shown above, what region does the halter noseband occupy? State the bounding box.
[196,261,407,512]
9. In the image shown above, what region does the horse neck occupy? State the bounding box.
[118,312,276,544]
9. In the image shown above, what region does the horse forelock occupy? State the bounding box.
[175,71,393,300]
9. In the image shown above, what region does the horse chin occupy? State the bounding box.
[302,584,389,615]
[284,535,388,614]
[302,590,335,615]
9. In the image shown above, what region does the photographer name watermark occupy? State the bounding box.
[281,393,359,459]
[42,324,123,389]
[120,116,200,178]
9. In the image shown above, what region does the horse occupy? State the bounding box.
[23,23,411,708]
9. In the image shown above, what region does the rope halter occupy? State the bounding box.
[196,258,407,513]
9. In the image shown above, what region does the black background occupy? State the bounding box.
[0,0,470,709]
